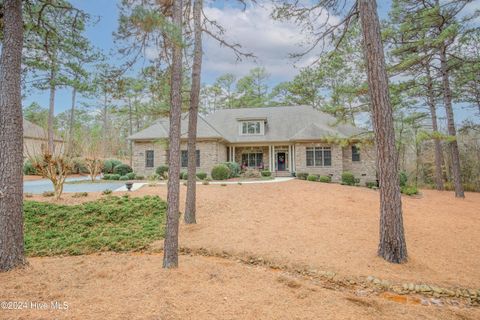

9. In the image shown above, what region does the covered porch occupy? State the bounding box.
[226,144,296,176]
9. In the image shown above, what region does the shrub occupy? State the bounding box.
[307,174,319,182]
[341,171,355,186]
[72,192,88,198]
[196,171,207,180]
[319,175,331,183]
[156,165,169,178]
[103,159,122,174]
[110,174,121,180]
[72,158,89,174]
[23,160,37,175]
[261,170,272,177]
[202,180,210,185]
[221,183,227,186]
[126,172,136,179]
[366,181,378,189]
[42,191,54,197]
[401,185,418,196]
[113,164,133,176]
[399,171,408,187]
[135,175,144,180]
[223,162,240,178]
[241,168,262,179]
[119,175,130,181]
[180,171,188,180]
[148,174,160,181]
[103,174,112,180]
[211,164,230,180]
[102,189,112,195]
[297,172,309,180]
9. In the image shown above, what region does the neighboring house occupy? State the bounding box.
[128,105,377,183]
[23,119,64,158]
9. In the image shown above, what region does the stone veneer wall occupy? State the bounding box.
[342,144,377,184]
[132,140,227,176]
[234,146,271,170]
[294,142,343,182]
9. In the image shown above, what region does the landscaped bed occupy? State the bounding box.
[24,196,166,256]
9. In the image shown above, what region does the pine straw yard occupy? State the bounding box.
[2,180,480,319]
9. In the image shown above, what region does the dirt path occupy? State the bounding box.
[1,253,478,320]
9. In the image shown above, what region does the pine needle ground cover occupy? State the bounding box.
[24,196,166,256]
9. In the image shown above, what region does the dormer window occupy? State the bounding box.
[239,120,265,135]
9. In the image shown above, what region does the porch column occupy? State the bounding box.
[269,145,272,171]
[288,145,292,173]
[272,145,275,172]
[232,146,236,163]
[292,144,296,172]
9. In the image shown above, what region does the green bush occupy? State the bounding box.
[399,171,408,187]
[156,165,169,178]
[103,159,123,174]
[23,196,167,256]
[113,164,133,176]
[126,172,136,179]
[223,162,240,178]
[341,171,355,186]
[211,164,230,180]
[401,185,418,196]
[261,170,272,177]
[297,172,309,180]
[319,175,331,183]
[23,160,37,175]
[307,174,319,182]
[135,175,144,180]
[72,158,89,174]
[119,175,130,181]
[179,171,188,180]
[365,181,378,189]
[196,171,207,180]
[42,191,54,197]
[102,189,112,195]
[103,174,111,180]
[110,174,121,180]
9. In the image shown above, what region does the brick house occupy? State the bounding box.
[128,105,377,183]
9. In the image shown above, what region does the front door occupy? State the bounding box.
[277,152,286,171]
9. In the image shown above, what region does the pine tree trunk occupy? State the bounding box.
[103,92,109,157]
[48,67,56,155]
[358,0,407,263]
[425,63,444,190]
[439,45,464,198]
[68,86,77,156]
[128,96,133,167]
[185,0,203,224]
[163,0,183,269]
[0,0,25,272]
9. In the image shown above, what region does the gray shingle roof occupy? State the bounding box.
[128,105,365,142]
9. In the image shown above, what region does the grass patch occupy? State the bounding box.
[24,195,166,256]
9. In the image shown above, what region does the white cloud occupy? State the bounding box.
[201,2,339,83]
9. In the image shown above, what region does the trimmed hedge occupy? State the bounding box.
[196,171,207,180]
[319,175,331,183]
[119,175,129,181]
[401,185,418,196]
[297,172,309,180]
[103,159,123,174]
[113,164,133,176]
[307,174,319,182]
[126,172,136,179]
[341,171,355,186]
[366,181,378,189]
[211,164,230,180]
[180,171,188,180]
[110,174,121,180]
[261,170,271,177]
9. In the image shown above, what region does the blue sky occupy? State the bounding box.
[23,0,478,126]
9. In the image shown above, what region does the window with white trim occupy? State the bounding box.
[240,121,263,135]
[241,152,263,168]
[352,145,361,162]
[145,150,155,168]
[306,147,332,167]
